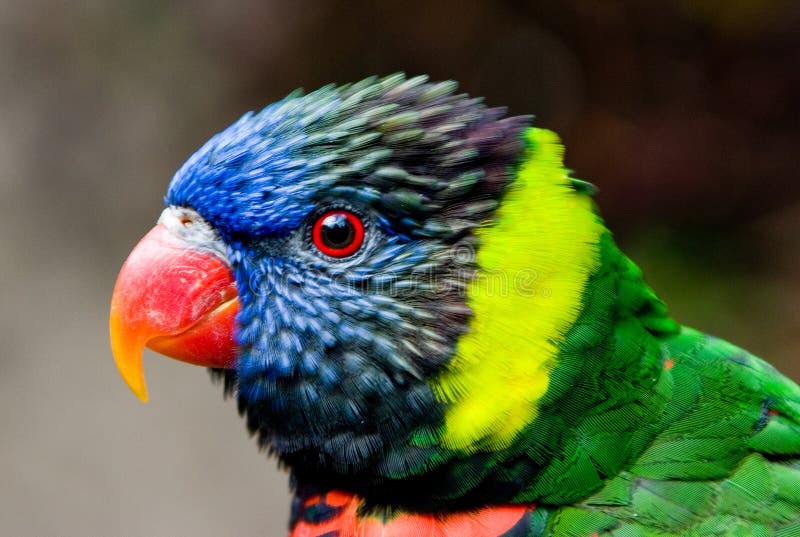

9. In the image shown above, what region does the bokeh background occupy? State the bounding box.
[2,1,799,535]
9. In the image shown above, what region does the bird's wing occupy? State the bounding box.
[544,328,800,536]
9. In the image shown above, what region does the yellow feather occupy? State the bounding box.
[431,128,604,453]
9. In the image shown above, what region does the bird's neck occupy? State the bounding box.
[414,128,679,505]
[429,127,607,454]
[511,231,679,504]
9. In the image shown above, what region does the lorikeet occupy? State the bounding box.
[110,74,800,536]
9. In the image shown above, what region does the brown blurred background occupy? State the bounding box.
[1,1,798,535]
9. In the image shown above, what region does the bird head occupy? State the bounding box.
[110,73,613,490]
[110,75,543,470]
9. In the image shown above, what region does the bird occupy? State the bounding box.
[110,74,800,536]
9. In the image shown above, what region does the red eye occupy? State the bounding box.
[312,210,365,258]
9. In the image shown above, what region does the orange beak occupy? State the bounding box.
[109,224,239,402]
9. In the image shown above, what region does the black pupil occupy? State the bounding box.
[321,214,355,249]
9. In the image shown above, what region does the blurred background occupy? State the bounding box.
[1,1,799,535]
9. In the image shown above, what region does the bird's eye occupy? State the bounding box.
[312,210,364,258]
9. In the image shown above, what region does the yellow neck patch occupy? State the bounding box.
[431,128,604,453]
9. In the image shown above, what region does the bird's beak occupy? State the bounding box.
[109,224,239,402]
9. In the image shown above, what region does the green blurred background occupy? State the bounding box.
[1,1,798,535]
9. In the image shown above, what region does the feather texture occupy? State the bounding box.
[149,75,800,535]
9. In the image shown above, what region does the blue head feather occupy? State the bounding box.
[167,85,357,238]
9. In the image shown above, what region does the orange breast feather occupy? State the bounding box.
[290,491,536,537]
